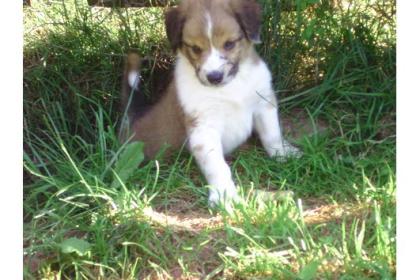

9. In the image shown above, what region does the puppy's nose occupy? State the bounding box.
[206,71,224,85]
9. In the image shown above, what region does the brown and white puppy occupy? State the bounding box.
[121,0,301,206]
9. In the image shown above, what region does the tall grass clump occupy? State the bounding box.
[24,0,395,278]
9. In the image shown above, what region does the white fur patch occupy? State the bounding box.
[200,48,226,75]
[205,12,213,42]
[189,127,239,206]
[253,103,302,159]
[128,71,140,89]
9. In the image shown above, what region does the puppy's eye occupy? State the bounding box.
[224,40,236,51]
[191,45,202,55]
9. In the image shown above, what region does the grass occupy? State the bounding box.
[23,0,396,279]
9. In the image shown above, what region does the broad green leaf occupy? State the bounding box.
[298,261,320,280]
[111,141,144,188]
[60,238,91,256]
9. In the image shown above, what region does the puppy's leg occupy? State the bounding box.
[189,128,239,206]
[254,96,301,159]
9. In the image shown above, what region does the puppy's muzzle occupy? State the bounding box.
[206,71,224,85]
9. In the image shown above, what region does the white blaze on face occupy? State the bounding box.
[205,12,213,42]
[203,48,226,72]
[200,12,227,83]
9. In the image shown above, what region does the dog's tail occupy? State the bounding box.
[119,51,148,142]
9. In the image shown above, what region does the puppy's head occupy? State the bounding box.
[165,0,261,87]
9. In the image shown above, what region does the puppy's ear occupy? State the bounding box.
[165,7,185,52]
[231,0,262,44]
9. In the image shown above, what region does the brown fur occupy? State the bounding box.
[130,81,187,159]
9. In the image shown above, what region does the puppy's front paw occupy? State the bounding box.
[270,141,302,161]
[208,184,240,208]
[282,142,302,158]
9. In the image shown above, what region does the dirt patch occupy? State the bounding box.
[23,251,56,275]
[303,201,371,225]
[144,196,370,235]
[375,114,396,140]
[282,108,329,140]
[143,207,224,234]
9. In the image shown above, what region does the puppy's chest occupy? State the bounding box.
[182,88,258,153]
[218,98,254,153]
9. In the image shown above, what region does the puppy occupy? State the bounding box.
[120,0,301,206]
